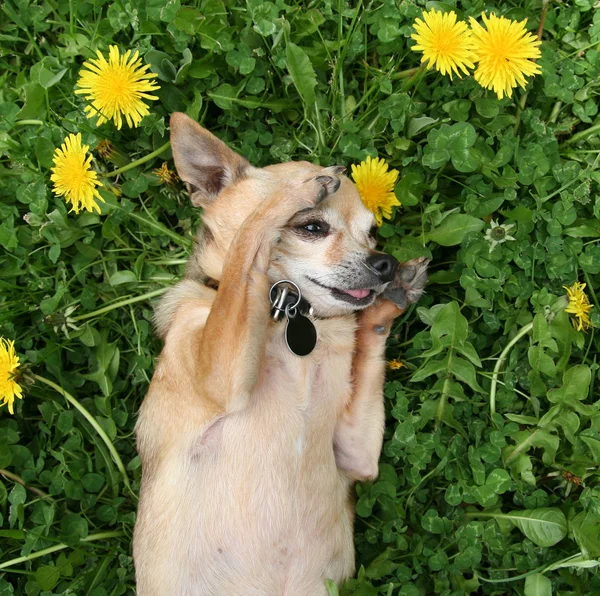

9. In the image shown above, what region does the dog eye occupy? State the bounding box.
[298,221,330,236]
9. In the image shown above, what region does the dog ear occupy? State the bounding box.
[170,112,250,207]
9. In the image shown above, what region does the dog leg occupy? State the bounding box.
[197,174,335,412]
[334,257,428,480]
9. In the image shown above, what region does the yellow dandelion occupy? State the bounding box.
[50,133,104,214]
[410,9,476,79]
[96,139,115,159]
[153,162,179,185]
[469,13,542,100]
[351,157,400,226]
[564,282,593,332]
[0,338,23,415]
[388,359,405,370]
[76,45,160,129]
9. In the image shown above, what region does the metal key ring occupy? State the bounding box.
[269,280,302,311]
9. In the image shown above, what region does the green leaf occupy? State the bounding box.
[285,42,317,110]
[421,509,447,534]
[423,122,480,172]
[564,224,600,238]
[448,355,484,393]
[485,469,512,494]
[503,508,567,547]
[528,346,556,377]
[35,137,56,168]
[570,511,600,558]
[38,67,67,89]
[16,82,46,119]
[501,205,533,222]
[60,514,88,545]
[145,49,177,82]
[547,365,591,405]
[122,176,149,198]
[443,99,471,122]
[545,554,600,571]
[430,301,468,344]
[580,430,600,461]
[109,270,138,286]
[524,574,552,596]
[411,358,447,383]
[475,98,500,118]
[81,473,105,493]
[407,116,438,138]
[173,6,205,35]
[35,565,60,591]
[325,579,339,596]
[427,214,484,246]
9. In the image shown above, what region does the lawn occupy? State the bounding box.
[1,0,600,594]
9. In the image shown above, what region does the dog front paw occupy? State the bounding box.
[381,256,429,310]
[299,168,344,206]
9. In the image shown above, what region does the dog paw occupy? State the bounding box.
[381,256,429,310]
[301,170,343,205]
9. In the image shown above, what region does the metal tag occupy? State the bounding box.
[269,280,318,357]
[285,309,317,357]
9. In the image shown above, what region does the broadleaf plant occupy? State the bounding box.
[1,0,600,594]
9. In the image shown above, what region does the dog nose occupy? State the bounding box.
[366,253,398,283]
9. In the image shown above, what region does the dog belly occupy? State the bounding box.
[134,412,355,595]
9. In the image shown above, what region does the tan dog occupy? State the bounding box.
[133,113,428,595]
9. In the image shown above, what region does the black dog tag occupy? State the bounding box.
[285,311,317,357]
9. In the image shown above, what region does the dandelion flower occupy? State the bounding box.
[388,359,405,370]
[484,220,516,252]
[45,305,81,339]
[411,9,476,79]
[0,338,23,415]
[153,162,179,185]
[564,282,593,331]
[351,157,400,226]
[469,13,542,99]
[96,139,115,160]
[76,45,160,129]
[51,133,104,214]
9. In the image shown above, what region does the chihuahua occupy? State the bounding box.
[133,113,428,595]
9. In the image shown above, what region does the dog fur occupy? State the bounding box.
[133,113,428,595]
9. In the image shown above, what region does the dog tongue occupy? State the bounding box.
[343,288,370,300]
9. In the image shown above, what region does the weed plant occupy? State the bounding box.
[1,0,599,594]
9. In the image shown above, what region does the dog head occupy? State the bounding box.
[170,113,402,316]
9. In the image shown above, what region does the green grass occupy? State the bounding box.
[1,0,600,594]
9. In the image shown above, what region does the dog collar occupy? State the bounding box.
[269,281,314,320]
[204,276,313,316]
[203,276,318,357]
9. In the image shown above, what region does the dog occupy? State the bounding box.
[133,112,428,595]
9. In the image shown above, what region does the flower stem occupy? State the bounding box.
[537,0,550,40]
[562,123,600,147]
[33,375,132,492]
[14,120,44,127]
[0,531,123,570]
[514,2,548,135]
[0,469,51,499]
[111,206,192,248]
[489,321,534,417]
[583,270,600,311]
[71,287,169,322]
[390,66,422,80]
[105,140,171,178]
[475,551,584,584]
